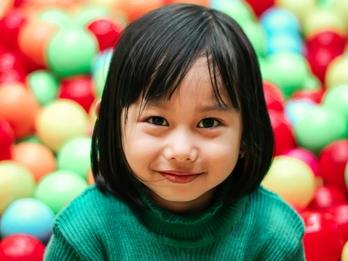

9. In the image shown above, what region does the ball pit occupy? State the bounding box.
[0,0,347,259]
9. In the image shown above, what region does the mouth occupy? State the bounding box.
[157,171,203,184]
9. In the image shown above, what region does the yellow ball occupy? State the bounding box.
[342,241,348,261]
[0,161,35,214]
[36,99,89,151]
[276,0,315,25]
[262,156,316,210]
[326,54,348,89]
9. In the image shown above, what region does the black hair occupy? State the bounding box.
[91,4,274,208]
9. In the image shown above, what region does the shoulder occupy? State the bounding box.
[247,186,305,259]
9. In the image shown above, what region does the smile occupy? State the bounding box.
[157,171,203,184]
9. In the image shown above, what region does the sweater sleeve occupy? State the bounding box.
[44,232,82,261]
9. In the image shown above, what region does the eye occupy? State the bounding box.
[197,118,221,128]
[146,116,168,126]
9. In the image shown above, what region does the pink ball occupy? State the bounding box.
[285,147,319,176]
[319,140,348,193]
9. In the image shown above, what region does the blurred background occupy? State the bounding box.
[0,0,347,260]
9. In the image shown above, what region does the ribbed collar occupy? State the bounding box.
[137,179,248,248]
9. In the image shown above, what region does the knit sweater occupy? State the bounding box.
[44,185,305,261]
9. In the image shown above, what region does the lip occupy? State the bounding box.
[157,171,203,184]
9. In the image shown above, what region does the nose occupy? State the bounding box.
[163,128,198,162]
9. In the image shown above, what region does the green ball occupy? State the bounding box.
[38,9,74,28]
[277,0,316,24]
[0,161,35,214]
[93,66,107,98]
[74,6,110,27]
[326,54,348,89]
[323,84,348,120]
[27,70,59,106]
[266,53,309,98]
[47,27,98,77]
[35,171,88,214]
[242,22,265,57]
[17,135,41,144]
[214,0,255,26]
[303,74,321,91]
[57,137,91,179]
[293,106,347,153]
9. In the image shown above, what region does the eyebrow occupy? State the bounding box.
[144,100,234,112]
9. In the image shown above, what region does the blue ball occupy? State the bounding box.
[285,99,316,126]
[261,8,300,37]
[0,198,55,243]
[266,33,303,55]
[92,48,113,75]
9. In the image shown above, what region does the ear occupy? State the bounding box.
[95,99,101,117]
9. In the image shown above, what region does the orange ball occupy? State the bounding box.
[117,0,163,22]
[13,142,56,181]
[0,0,13,19]
[18,19,58,66]
[167,0,209,6]
[0,83,40,138]
[87,168,95,184]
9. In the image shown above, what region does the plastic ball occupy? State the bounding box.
[266,32,303,55]
[92,48,113,74]
[306,30,346,54]
[211,0,255,26]
[57,137,91,179]
[87,168,94,185]
[38,8,73,28]
[46,27,98,77]
[0,198,54,242]
[291,88,325,104]
[0,50,27,74]
[261,7,300,36]
[319,140,348,193]
[244,0,274,17]
[58,75,96,112]
[0,83,40,139]
[326,54,348,89]
[0,69,26,85]
[117,0,163,23]
[303,8,346,37]
[265,52,309,98]
[263,81,285,112]
[269,111,296,155]
[285,147,319,177]
[0,9,26,49]
[308,186,346,211]
[277,0,316,24]
[293,106,347,153]
[323,84,348,120]
[0,161,35,214]
[35,99,89,151]
[0,0,13,19]
[73,6,111,27]
[87,18,123,51]
[303,74,321,91]
[302,211,344,261]
[0,234,45,261]
[93,61,109,97]
[242,21,265,57]
[27,70,59,106]
[284,99,316,125]
[167,0,209,6]
[330,204,348,241]
[35,170,88,213]
[13,142,56,182]
[18,18,58,66]
[262,156,316,209]
[342,240,348,261]
[0,120,14,160]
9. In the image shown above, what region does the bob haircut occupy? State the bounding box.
[91,4,274,208]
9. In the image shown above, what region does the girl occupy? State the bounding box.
[45,4,305,260]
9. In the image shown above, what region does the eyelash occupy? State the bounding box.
[145,116,222,128]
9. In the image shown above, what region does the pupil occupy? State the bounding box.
[203,119,214,127]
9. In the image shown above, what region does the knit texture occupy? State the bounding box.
[44,185,305,261]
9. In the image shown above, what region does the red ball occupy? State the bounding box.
[329,204,348,241]
[0,234,45,261]
[263,81,285,113]
[319,140,348,194]
[0,70,26,84]
[291,88,325,104]
[0,9,27,50]
[308,186,346,211]
[58,75,96,112]
[87,19,123,51]
[0,120,14,160]
[0,50,27,74]
[307,30,346,55]
[306,47,341,83]
[245,0,274,17]
[302,211,344,261]
[269,111,296,155]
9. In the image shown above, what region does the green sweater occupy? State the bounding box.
[44,185,305,260]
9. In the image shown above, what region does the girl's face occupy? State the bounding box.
[122,58,242,213]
